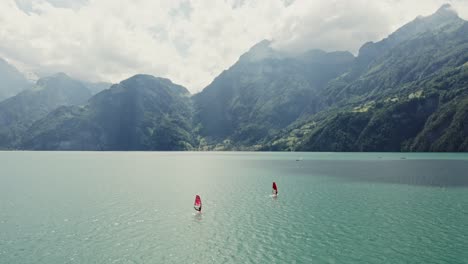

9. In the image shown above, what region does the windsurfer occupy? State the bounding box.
[194,195,202,212]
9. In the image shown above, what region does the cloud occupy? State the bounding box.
[0,0,467,92]
[14,0,89,12]
[272,0,468,54]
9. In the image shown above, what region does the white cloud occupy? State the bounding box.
[15,0,89,12]
[272,0,468,54]
[0,0,467,92]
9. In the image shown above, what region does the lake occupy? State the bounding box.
[1,152,467,263]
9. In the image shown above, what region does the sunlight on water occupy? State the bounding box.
[0,152,467,263]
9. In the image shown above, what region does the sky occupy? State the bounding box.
[1,0,468,92]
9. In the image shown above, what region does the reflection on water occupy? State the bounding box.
[193,212,203,221]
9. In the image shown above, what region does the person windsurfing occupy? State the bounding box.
[194,195,202,212]
[272,182,278,196]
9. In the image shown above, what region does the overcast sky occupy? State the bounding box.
[1,0,467,92]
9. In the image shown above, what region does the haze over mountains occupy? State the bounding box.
[0,58,32,101]
[0,72,110,148]
[0,4,467,151]
[21,75,193,150]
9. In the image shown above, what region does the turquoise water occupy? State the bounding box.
[0,152,467,263]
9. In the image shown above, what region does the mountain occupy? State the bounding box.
[0,73,92,148]
[21,74,194,150]
[325,4,467,104]
[264,4,468,152]
[4,4,467,152]
[356,5,462,65]
[193,40,354,148]
[0,58,32,101]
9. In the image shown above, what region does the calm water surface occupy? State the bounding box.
[0,152,467,263]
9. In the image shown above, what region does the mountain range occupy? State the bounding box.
[20,75,193,150]
[0,72,110,148]
[0,4,467,151]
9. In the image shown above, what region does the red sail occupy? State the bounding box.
[272,182,278,194]
[194,195,202,211]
